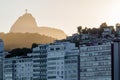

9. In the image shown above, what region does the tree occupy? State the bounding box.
[31,43,38,49]
[82,27,88,34]
[77,26,82,34]
[5,48,32,58]
[110,26,115,34]
[100,22,107,28]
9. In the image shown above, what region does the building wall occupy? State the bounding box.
[28,44,48,80]
[3,58,13,80]
[0,39,4,80]
[0,54,3,80]
[47,44,65,80]
[3,57,33,80]
[0,39,4,53]
[64,50,79,80]
[112,39,120,80]
[79,44,111,80]
[14,58,33,80]
[47,42,79,80]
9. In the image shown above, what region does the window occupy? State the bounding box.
[61,71,63,75]
[56,48,60,50]
[50,48,54,51]
[48,76,56,79]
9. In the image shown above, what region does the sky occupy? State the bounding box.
[1,0,120,36]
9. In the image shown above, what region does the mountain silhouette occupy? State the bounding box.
[10,11,66,39]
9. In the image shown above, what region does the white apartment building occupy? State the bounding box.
[3,57,33,80]
[0,51,10,80]
[47,43,65,80]
[3,58,13,80]
[79,43,111,80]
[47,42,79,80]
[28,44,48,80]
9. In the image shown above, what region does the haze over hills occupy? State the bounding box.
[0,11,67,50]
[0,33,55,51]
[10,11,67,40]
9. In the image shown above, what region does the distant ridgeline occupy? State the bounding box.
[0,33,55,51]
[10,11,66,40]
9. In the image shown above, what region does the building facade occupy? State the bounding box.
[3,57,33,80]
[0,39,4,53]
[28,44,48,80]
[64,49,79,80]
[47,42,79,80]
[79,43,111,80]
[2,40,117,80]
[0,54,3,80]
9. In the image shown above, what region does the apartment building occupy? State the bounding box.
[3,57,33,80]
[47,42,79,80]
[64,48,79,80]
[2,41,116,80]
[79,43,111,80]
[28,44,48,80]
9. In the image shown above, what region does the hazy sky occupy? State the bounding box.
[1,0,120,35]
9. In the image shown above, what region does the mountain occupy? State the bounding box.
[10,12,66,39]
[0,33,55,51]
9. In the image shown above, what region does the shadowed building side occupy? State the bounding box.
[112,39,120,80]
[0,39,4,53]
[0,39,4,80]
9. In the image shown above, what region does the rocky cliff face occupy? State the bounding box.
[10,12,66,39]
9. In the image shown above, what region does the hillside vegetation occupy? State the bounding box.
[0,33,55,51]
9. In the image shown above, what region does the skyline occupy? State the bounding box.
[1,0,120,35]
